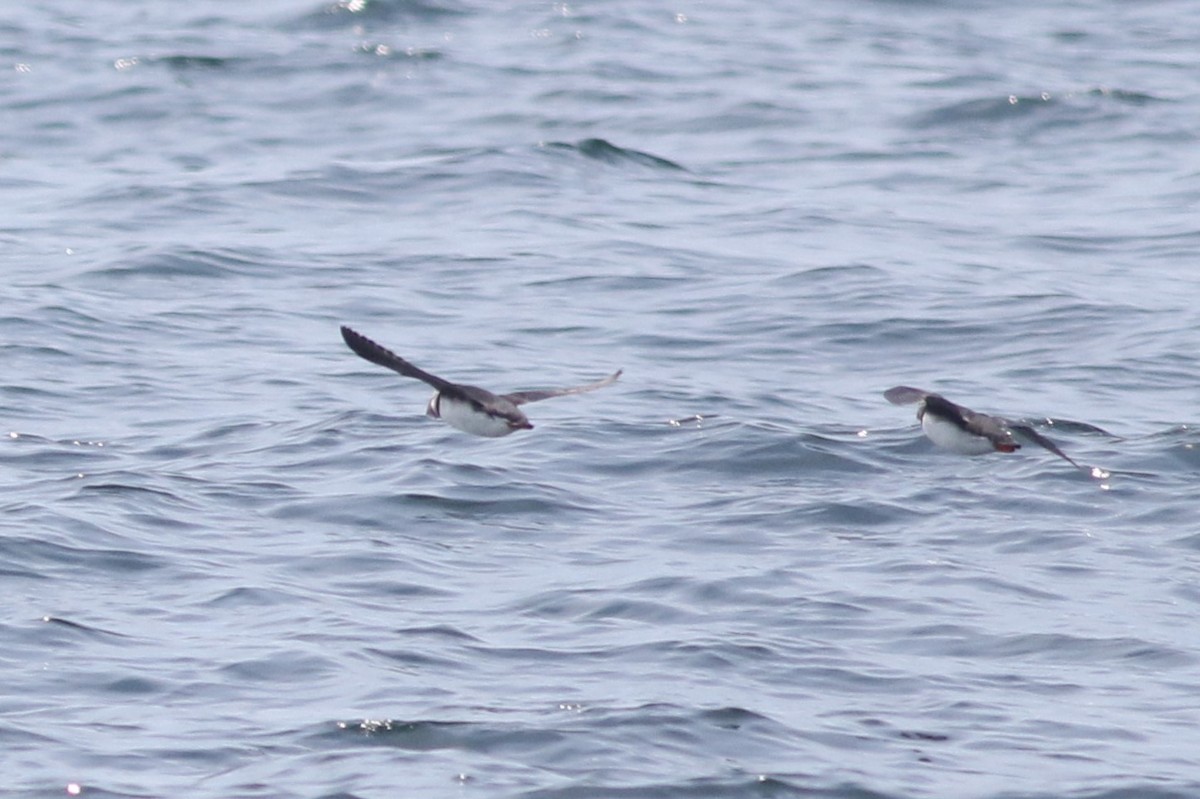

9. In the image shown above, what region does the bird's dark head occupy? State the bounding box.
[918,394,960,425]
[505,407,533,431]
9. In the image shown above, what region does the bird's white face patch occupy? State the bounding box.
[921,411,995,455]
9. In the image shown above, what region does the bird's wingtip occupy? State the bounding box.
[884,385,928,405]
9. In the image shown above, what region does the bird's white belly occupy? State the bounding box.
[434,394,516,438]
[922,413,994,455]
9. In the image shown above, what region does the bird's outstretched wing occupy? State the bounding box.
[341,326,456,392]
[1008,423,1082,469]
[884,385,931,405]
[503,370,622,406]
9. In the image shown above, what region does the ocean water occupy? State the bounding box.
[4,1,1200,797]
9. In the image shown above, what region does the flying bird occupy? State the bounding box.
[884,385,1080,468]
[341,326,621,437]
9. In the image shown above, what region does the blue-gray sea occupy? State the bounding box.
[4,1,1200,797]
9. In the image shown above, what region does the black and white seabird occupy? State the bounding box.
[341,326,621,438]
[884,385,1080,468]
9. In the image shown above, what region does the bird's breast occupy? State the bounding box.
[921,412,996,455]
[434,394,526,438]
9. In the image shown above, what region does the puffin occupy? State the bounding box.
[884,385,1079,468]
[341,326,621,437]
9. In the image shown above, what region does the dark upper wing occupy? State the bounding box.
[884,386,931,405]
[958,406,1019,443]
[340,326,456,392]
[503,369,622,406]
[1007,423,1081,468]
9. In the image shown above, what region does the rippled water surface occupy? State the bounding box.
[4,2,1200,797]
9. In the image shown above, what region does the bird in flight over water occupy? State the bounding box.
[884,385,1081,468]
[341,326,621,437]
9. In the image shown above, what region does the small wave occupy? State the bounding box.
[909,87,1165,135]
[297,0,469,29]
[328,717,567,754]
[513,586,700,625]
[352,41,443,60]
[79,481,181,500]
[365,646,464,672]
[0,536,166,575]
[80,246,282,283]
[220,650,339,683]
[893,626,1195,667]
[392,624,481,642]
[398,490,577,518]
[39,615,132,640]
[149,54,239,71]
[201,586,308,608]
[541,138,688,171]
[270,486,588,527]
